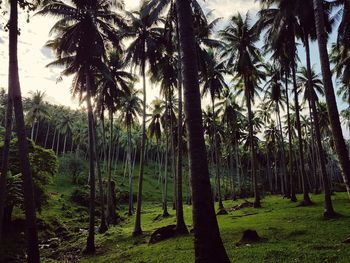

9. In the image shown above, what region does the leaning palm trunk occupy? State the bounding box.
[9,1,40,260]
[163,123,169,217]
[304,34,336,217]
[133,62,147,236]
[292,66,312,205]
[85,72,96,254]
[313,0,350,199]
[0,86,14,241]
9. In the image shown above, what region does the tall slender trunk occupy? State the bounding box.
[175,37,187,233]
[163,121,169,217]
[246,95,260,208]
[313,0,350,199]
[92,116,108,233]
[44,122,50,148]
[56,132,60,155]
[31,120,35,140]
[127,124,133,216]
[63,134,67,154]
[133,60,147,236]
[85,72,96,254]
[9,1,40,260]
[292,65,312,205]
[107,111,117,224]
[305,36,336,217]
[285,73,297,201]
[176,1,230,261]
[51,128,56,150]
[0,82,14,242]
[35,120,40,142]
[276,106,287,196]
[212,98,225,212]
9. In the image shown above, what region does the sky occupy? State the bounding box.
[0,0,348,134]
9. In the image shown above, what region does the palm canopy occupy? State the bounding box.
[297,66,324,104]
[124,5,164,75]
[24,90,50,124]
[201,49,229,103]
[220,13,265,104]
[264,63,286,111]
[118,85,142,129]
[39,0,124,99]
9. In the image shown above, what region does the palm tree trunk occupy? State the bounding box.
[277,106,288,196]
[56,132,60,155]
[107,111,117,224]
[44,122,50,148]
[63,134,67,154]
[246,95,260,208]
[133,61,147,236]
[313,0,350,199]
[92,116,108,233]
[175,44,188,233]
[127,124,133,216]
[31,120,35,140]
[9,1,40,260]
[51,128,56,150]
[212,98,225,212]
[85,71,96,254]
[35,120,40,142]
[176,1,230,261]
[163,122,169,217]
[0,84,14,241]
[292,65,312,205]
[285,73,297,202]
[305,35,336,216]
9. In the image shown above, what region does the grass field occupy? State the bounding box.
[2,165,350,262]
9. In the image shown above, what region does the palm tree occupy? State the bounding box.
[119,85,142,216]
[4,0,40,260]
[264,63,288,196]
[96,50,134,224]
[201,49,228,214]
[38,0,123,253]
[258,0,313,205]
[125,4,164,236]
[313,0,350,200]
[176,0,230,261]
[220,13,264,208]
[25,90,49,142]
[297,66,336,216]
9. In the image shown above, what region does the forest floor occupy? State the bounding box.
[1,169,350,262]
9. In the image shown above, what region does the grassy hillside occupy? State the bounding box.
[1,161,350,262]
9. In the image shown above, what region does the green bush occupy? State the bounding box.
[0,138,58,212]
[59,153,87,185]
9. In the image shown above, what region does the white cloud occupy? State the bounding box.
[201,0,260,20]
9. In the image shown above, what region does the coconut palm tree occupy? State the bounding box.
[25,90,49,142]
[313,0,350,200]
[124,4,164,235]
[201,49,228,213]
[176,0,230,261]
[118,85,142,216]
[220,13,265,207]
[38,0,124,253]
[2,0,40,260]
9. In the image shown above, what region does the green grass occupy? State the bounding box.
[2,164,350,262]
